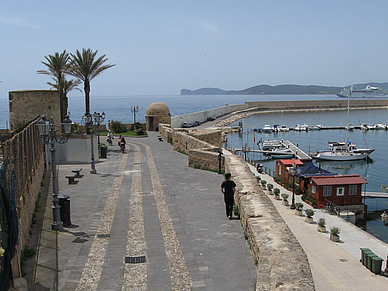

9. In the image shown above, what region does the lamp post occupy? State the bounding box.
[36,115,72,231]
[242,143,250,161]
[130,106,139,132]
[289,162,300,210]
[93,111,105,151]
[83,113,97,174]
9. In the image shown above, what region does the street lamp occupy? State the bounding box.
[242,143,250,161]
[289,163,301,210]
[36,115,72,231]
[82,113,97,174]
[93,111,105,151]
[130,106,139,132]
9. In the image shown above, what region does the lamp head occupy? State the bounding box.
[62,115,72,135]
[36,115,49,136]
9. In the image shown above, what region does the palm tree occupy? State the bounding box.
[68,48,115,115]
[37,50,80,122]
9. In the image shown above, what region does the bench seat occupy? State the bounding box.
[71,168,82,177]
[66,172,78,184]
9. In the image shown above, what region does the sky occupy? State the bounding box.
[1,0,388,100]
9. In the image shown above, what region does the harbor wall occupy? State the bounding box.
[246,99,388,110]
[171,104,247,128]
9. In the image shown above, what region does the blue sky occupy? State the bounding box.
[1,0,388,99]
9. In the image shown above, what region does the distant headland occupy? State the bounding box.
[181,82,388,95]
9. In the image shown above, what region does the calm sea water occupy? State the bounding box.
[1,93,387,242]
[226,109,388,243]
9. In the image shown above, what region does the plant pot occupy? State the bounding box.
[261,185,267,190]
[274,194,280,200]
[317,225,326,233]
[267,190,273,195]
[282,200,289,206]
[305,216,313,224]
[295,209,302,216]
[330,234,340,242]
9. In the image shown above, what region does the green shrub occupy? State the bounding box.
[318,218,326,227]
[330,227,340,236]
[281,193,289,200]
[305,209,315,218]
[255,176,261,182]
[295,203,304,211]
[273,188,280,195]
[260,180,267,185]
[267,183,273,190]
[111,121,128,133]
[131,122,144,131]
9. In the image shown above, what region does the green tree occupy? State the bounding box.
[68,48,115,115]
[37,50,80,122]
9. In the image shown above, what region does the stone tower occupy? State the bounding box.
[145,102,171,131]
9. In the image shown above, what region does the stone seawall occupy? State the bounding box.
[225,154,314,290]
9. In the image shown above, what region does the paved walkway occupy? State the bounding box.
[254,167,388,291]
[32,132,256,290]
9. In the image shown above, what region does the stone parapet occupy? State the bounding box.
[224,154,315,290]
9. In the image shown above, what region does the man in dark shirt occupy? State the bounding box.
[221,173,236,220]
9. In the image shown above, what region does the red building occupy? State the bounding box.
[309,175,367,206]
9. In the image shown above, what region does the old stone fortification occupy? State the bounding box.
[9,90,60,132]
[1,117,46,278]
[160,125,314,289]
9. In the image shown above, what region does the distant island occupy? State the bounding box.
[181,82,388,95]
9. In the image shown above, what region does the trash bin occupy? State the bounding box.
[371,256,384,275]
[100,146,107,158]
[58,195,71,227]
[367,252,379,271]
[363,250,374,267]
[360,248,371,265]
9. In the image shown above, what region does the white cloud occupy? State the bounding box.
[197,19,218,36]
[0,16,40,29]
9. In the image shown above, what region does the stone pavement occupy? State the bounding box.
[32,131,256,290]
[255,167,388,291]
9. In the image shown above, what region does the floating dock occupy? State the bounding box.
[234,140,312,160]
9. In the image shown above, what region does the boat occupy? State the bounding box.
[375,123,387,130]
[262,125,273,133]
[294,124,308,131]
[337,85,388,98]
[269,148,294,159]
[313,93,373,161]
[279,125,289,132]
[346,123,354,131]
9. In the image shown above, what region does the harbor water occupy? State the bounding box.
[1,94,387,242]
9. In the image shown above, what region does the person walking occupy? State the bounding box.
[221,173,236,219]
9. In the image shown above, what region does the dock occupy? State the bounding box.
[234,140,312,160]
[363,192,388,198]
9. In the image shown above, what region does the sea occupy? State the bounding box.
[1,93,388,242]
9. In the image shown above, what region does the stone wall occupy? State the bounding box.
[188,148,224,171]
[224,154,314,290]
[159,124,173,143]
[9,90,60,132]
[246,99,388,110]
[1,117,46,278]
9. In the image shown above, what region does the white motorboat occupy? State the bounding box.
[375,123,387,130]
[313,151,368,161]
[346,123,354,131]
[279,125,289,132]
[262,125,273,133]
[337,85,388,98]
[294,124,308,131]
[328,141,374,155]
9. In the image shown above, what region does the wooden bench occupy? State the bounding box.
[66,172,78,184]
[71,168,82,177]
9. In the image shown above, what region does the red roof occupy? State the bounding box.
[278,159,304,166]
[312,175,367,186]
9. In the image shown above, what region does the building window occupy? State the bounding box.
[349,185,357,195]
[312,186,316,194]
[337,187,345,196]
[278,165,281,176]
[323,186,332,196]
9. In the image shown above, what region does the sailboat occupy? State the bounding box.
[313,88,374,161]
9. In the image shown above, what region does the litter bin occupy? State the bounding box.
[100,146,107,158]
[360,248,371,265]
[58,195,71,227]
[363,250,374,267]
[371,256,384,275]
[367,252,379,271]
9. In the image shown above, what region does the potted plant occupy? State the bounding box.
[255,176,261,183]
[317,218,326,233]
[260,180,267,190]
[281,193,289,205]
[267,183,273,195]
[330,227,340,242]
[304,209,315,223]
[273,188,280,198]
[295,203,303,216]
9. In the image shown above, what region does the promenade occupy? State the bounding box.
[18,121,388,290]
[29,131,256,290]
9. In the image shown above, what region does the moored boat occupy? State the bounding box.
[337,85,388,98]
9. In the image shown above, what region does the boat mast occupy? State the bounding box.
[346,86,351,151]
